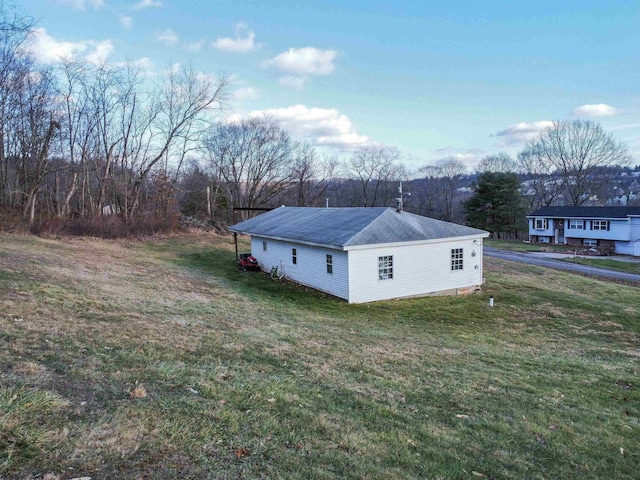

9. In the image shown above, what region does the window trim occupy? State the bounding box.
[451,248,464,271]
[378,255,393,280]
[591,220,609,231]
[326,254,333,274]
[534,218,548,230]
[569,219,585,230]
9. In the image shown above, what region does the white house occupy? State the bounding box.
[527,206,640,256]
[229,207,489,304]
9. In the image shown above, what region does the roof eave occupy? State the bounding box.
[526,215,630,220]
[230,230,345,251]
[344,232,489,251]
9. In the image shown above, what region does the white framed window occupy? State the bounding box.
[569,219,585,230]
[292,248,297,265]
[591,220,609,231]
[534,218,548,230]
[451,248,464,271]
[378,256,393,280]
[262,241,267,251]
[326,254,333,274]
[583,239,598,246]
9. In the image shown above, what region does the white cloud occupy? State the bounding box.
[28,28,114,65]
[157,29,178,46]
[60,0,104,10]
[212,23,260,53]
[431,148,484,168]
[609,123,640,131]
[113,57,156,76]
[233,87,259,102]
[573,103,620,117]
[84,39,114,64]
[263,47,338,89]
[132,0,161,9]
[229,105,369,151]
[494,121,554,145]
[28,28,87,63]
[279,76,306,90]
[263,47,338,76]
[165,62,182,75]
[186,39,206,52]
[119,15,133,29]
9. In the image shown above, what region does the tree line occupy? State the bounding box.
[1,3,633,238]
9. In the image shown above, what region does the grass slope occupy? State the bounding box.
[561,257,640,275]
[1,233,638,479]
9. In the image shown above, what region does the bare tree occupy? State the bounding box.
[204,116,295,214]
[288,143,337,206]
[343,146,404,207]
[421,158,467,222]
[522,120,630,206]
[516,147,561,211]
[0,1,34,206]
[9,65,60,223]
[127,64,229,218]
[477,152,517,173]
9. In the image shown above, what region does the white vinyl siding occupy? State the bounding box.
[251,237,348,299]
[347,238,484,303]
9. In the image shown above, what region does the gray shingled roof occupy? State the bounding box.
[529,206,640,218]
[229,207,488,249]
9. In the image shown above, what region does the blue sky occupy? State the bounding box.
[23,0,640,170]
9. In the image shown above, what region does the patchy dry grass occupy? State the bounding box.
[1,232,638,479]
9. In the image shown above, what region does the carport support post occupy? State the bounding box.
[234,232,239,260]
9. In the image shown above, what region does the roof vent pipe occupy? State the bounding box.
[396,181,411,212]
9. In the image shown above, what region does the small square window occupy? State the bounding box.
[591,220,609,231]
[569,219,585,230]
[378,256,393,280]
[326,254,333,274]
[451,248,464,271]
[292,248,297,265]
[534,218,548,230]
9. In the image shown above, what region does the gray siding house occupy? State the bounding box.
[229,207,489,303]
[527,206,640,256]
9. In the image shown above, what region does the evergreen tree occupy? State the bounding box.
[465,172,526,238]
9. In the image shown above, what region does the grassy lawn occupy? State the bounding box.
[562,257,640,275]
[1,233,638,479]
[484,238,545,252]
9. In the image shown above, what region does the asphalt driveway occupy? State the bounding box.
[484,247,640,283]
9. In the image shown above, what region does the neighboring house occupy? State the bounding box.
[229,206,489,304]
[527,206,640,256]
